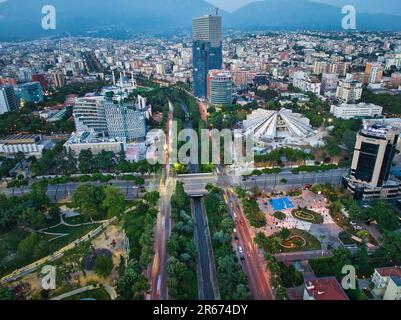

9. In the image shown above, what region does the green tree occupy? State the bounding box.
[166,256,188,299]
[144,191,160,206]
[72,184,105,220]
[332,246,352,277]
[19,207,46,229]
[103,186,125,218]
[78,149,94,173]
[279,228,290,240]
[0,286,13,300]
[116,260,148,300]
[233,284,251,300]
[94,150,115,172]
[367,201,399,231]
[354,243,370,276]
[18,233,49,259]
[172,181,187,210]
[381,231,401,264]
[342,129,357,151]
[94,255,114,278]
[275,285,288,300]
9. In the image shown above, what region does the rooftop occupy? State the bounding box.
[65,131,126,145]
[0,134,42,144]
[376,266,401,278]
[305,277,349,301]
[243,108,315,141]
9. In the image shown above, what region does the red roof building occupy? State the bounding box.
[303,277,349,300]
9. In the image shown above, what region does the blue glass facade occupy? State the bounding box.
[193,40,222,98]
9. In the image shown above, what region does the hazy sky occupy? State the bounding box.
[206,0,399,14]
[206,0,261,12]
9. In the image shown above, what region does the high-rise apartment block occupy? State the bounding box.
[207,70,232,106]
[0,85,18,115]
[104,102,146,141]
[52,69,66,88]
[336,80,363,103]
[73,96,108,133]
[343,124,400,200]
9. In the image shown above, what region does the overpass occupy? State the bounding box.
[177,173,217,197]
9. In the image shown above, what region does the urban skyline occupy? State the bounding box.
[0,2,401,311]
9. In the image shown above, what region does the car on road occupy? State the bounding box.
[237,246,245,261]
[350,221,362,230]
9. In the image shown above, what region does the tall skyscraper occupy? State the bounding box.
[343,124,400,200]
[192,14,223,98]
[0,85,18,115]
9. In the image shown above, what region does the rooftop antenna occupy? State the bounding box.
[215,7,219,16]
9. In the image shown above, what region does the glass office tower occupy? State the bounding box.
[192,15,222,98]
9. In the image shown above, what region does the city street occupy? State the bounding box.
[0,180,144,202]
[242,168,349,191]
[150,100,174,300]
[218,166,274,300]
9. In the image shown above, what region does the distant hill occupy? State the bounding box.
[0,0,400,41]
[228,0,401,30]
[311,0,401,16]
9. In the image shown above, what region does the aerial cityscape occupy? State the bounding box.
[1,0,401,308]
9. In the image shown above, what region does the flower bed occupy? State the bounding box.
[291,208,324,224]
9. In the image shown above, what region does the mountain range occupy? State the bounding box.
[0,0,400,41]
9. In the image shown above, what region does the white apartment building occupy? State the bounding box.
[292,71,321,95]
[336,79,363,103]
[371,267,401,300]
[330,103,382,119]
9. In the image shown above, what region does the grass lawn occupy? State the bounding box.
[291,208,324,224]
[45,223,101,248]
[273,211,286,220]
[277,229,321,253]
[0,223,100,278]
[63,215,93,225]
[63,288,110,300]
